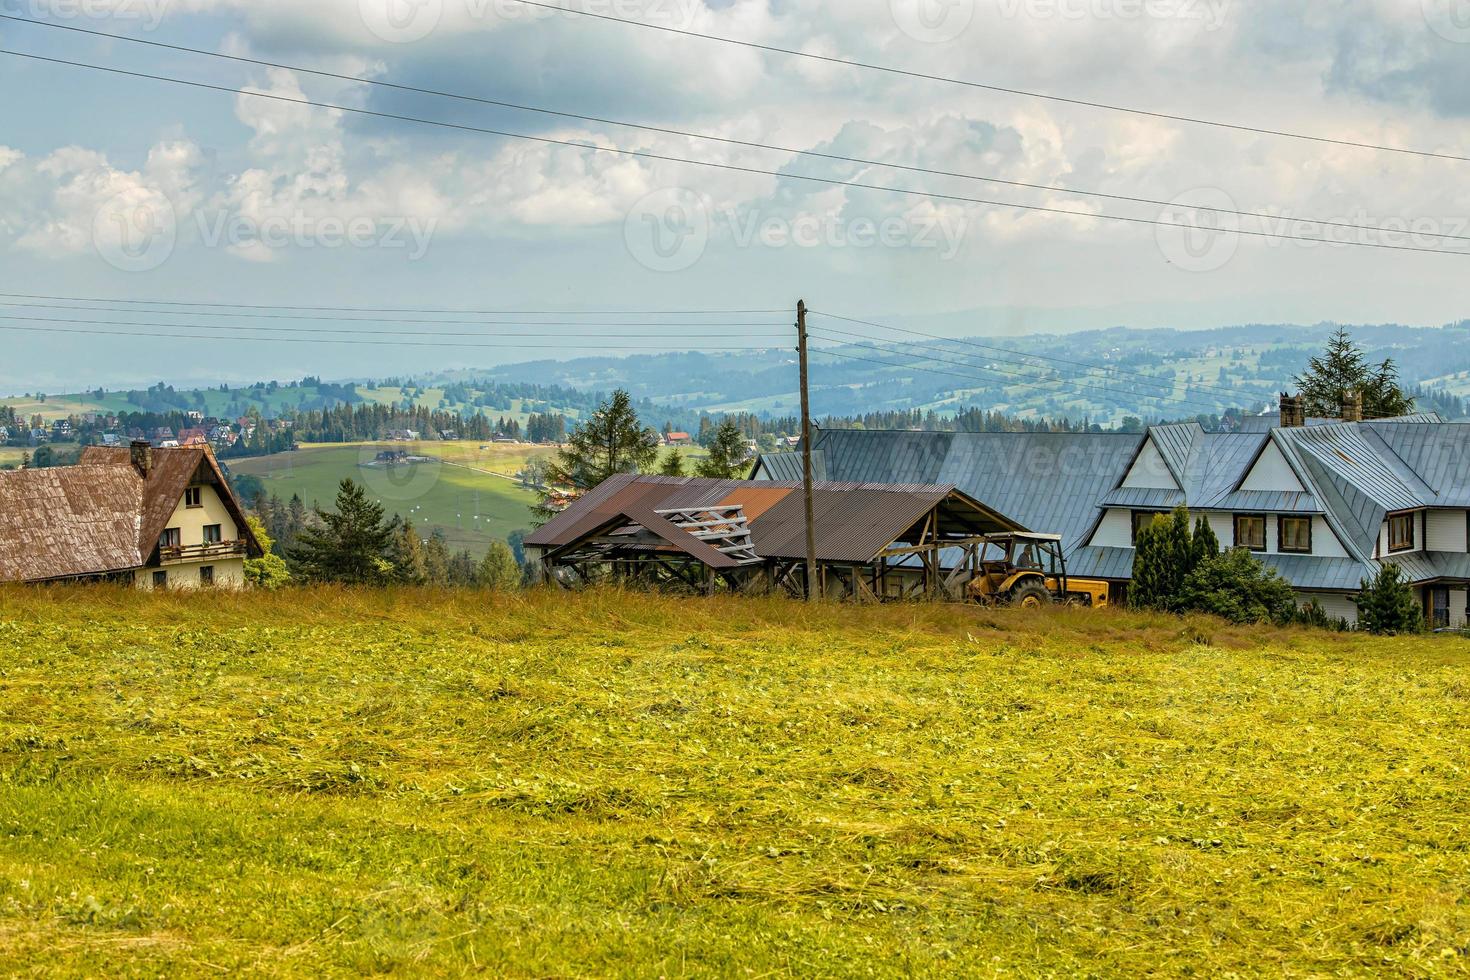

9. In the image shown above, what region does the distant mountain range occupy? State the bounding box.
[9,321,1470,428]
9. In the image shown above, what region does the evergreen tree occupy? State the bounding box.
[539,390,659,520]
[1355,564,1425,635]
[477,540,521,591]
[288,479,396,585]
[1130,507,1194,610]
[1191,515,1220,569]
[448,549,479,586]
[424,529,452,586]
[696,418,751,479]
[1294,327,1414,418]
[392,519,428,585]
[658,448,687,477]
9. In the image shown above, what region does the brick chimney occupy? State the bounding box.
[129,439,153,477]
[1341,390,1364,423]
[1279,393,1306,429]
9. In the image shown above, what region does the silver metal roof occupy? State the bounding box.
[758,429,1143,554]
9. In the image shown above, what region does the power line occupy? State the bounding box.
[4,49,1466,258]
[0,318,785,350]
[499,0,1470,165]
[0,302,789,329]
[0,290,785,315]
[5,15,1464,246]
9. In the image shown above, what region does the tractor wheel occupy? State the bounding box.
[1008,581,1054,610]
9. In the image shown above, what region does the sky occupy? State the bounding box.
[1,0,1468,393]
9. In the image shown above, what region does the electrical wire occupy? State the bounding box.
[3,48,1466,257]
[0,319,786,350]
[0,290,787,314]
[0,302,790,329]
[4,14,1464,246]
[498,0,1470,165]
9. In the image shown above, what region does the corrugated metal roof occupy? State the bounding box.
[1210,490,1322,513]
[760,429,1143,554]
[753,449,827,483]
[1260,554,1373,591]
[1102,487,1186,509]
[1279,423,1425,513]
[526,474,1024,564]
[1065,545,1134,580]
[1361,422,1470,506]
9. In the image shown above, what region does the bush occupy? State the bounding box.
[1291,598,1351,632]
[1355,564,1425,635]
[1175,547,1298,625]
[1130,506,1194,611]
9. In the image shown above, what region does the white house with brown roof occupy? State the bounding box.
[0,441,262,589]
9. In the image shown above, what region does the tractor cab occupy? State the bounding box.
[968,532,1110,609]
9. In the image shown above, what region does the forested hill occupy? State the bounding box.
[7,320,1470,429]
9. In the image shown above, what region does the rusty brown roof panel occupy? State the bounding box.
[526,475,1024,565]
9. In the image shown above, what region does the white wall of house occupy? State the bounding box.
[137,557,247,590]
[1121,441,1179,489]
[1091,509,1137,548]
[1240,442,1304,491]
[1426,510,1468,552]
[163,483,239,545]
[1308,593,1360,625]
[1377,511,1427,558]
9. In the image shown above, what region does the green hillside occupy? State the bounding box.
[1,588,1467,975]
[228,442,544,555]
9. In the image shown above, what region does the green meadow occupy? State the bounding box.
[1,587,1468,976]
[228,443,544,555]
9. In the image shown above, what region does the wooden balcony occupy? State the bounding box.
[159,540,247,563]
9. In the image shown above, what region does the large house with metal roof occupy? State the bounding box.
[753,407,1470,627]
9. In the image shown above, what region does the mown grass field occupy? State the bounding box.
[228,443,545,555]
[1,588,1468,976]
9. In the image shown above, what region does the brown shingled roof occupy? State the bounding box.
[0,446,261,583]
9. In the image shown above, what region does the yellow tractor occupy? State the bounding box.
[966,532,1111,609]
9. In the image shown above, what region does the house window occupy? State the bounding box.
[203,524,223,544]
[199,566,215,587]
[184,486,203,508]
[1388,513,1416,553]
[152,570,168,588]
[1279,516,1313,554]
[1131,511,1168,544]
[159,527,181,549]
[1234,515,1267,552]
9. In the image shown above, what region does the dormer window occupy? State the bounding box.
[184,486,203,508]
[1388,513,1415,553]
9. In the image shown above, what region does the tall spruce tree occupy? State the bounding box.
[658,448,687,476]
[538,389,659,521]
[392,519,428,585]
[1294,327,1413,419]
[1130,506,1195,611]
[1355,564,1425,635]
[289,479,396,584]
[695,418,750,479]
[1191,516,1220,569]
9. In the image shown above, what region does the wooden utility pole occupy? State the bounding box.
[797,299,819,600]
